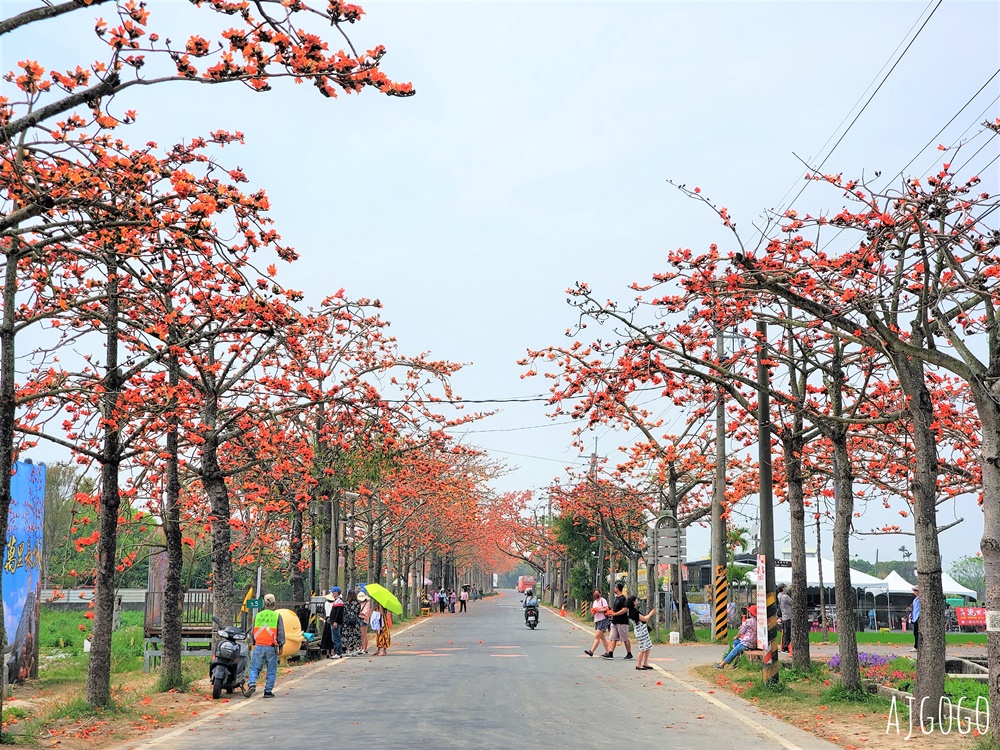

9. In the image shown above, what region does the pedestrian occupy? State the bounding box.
[626,595,656,670]
[868,607,876,631]
[438,589,447,613]
[601,582,633,660]
[245,593,284,698]
[777,584,792,653]
[321,587,344,658]
[358,590,371,654]
[715,604,758,669]
[459,587,469,613]
[449,590,457,613]
[371,603,392,656]
[584,588,610,657]
[342,589,363,655]
[911,586,921,651]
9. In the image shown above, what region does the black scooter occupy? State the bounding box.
[524,602,539,629]
[209,616,251,699]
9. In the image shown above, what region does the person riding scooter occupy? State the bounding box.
[523,589,540,624]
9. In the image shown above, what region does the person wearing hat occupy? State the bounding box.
[715,604,759,669]
[246,593,285,698]
[358,590,371,654]
[320,587,344,659]
[911,587,921,651]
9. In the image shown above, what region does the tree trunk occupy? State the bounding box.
[159,349,184,690]
[86,254,122,708]
[783,435,811,670]
[895,354,945,722]
[289,502,305,603]
[201,410,235,631]
[317,495,329,593]
[831,433,860,692]
[974,387,1000,734]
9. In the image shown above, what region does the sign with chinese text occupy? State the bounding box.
[4,461,44,683]
[756,555,768,651]
[955,607,986,627]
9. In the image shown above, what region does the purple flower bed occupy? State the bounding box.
[827,651,891,671]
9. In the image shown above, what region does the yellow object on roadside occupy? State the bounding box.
[276,608,303,658]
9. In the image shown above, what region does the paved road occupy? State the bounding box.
[124,591,838,750]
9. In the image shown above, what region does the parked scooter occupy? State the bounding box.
[209,616,251,699]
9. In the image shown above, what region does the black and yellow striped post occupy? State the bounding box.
[763,588,780,684]
[713,565,728,641]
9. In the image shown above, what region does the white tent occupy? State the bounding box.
[866,570,976,600]
[877,570,915,595]
[941,572,977,599]
[747,557,888,590]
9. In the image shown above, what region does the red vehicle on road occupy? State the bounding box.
[517,575,535,593]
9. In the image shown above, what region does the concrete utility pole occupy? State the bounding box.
[712,328,729,642]
[757,320,779,685]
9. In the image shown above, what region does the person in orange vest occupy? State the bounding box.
[246,593,285,698]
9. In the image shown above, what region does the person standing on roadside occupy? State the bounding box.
[325,587,344,658]
[358,590,371,654]
[601,582,633,660]
[626,595,657,670]
[911,586,921,651]
[246,593,285,698]
[585,589,610,657]
[777,584,792,653]
[459,587,469,612]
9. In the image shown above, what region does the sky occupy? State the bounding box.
[5,0,999,569]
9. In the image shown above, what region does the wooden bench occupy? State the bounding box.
[743,649,790,662]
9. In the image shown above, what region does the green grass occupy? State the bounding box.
[808,631,987,645]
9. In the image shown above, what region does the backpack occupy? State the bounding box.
[344,606,359,628]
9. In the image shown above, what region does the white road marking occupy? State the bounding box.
[547,607,807,750]
[124,618,428,750]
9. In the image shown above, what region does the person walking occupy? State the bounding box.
[601,582,633,660]
[358,590,371,654]
[438,589,447,613]
[777,584,792,653]
[868,607,876,631]
[911,586,921,651]
[715,604,758,669]
[584,588,610,657]
[342,589,363,655]
[449,590,457,613]
[371,603,392,656]
[626,595,657,670]
[245,593,285,698]
[459,588,469,613]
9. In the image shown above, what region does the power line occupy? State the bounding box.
[760,0,942,237]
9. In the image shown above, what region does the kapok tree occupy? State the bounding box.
[731,145,999,720]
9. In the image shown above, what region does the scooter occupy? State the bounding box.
[209,616,251,699]
[525,603,539,629]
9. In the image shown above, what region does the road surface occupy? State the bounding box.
[124,591,838,749]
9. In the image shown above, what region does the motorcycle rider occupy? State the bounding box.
[523,588,540,624]
[246,593,285,698]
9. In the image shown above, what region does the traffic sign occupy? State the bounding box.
[245,598,264,609]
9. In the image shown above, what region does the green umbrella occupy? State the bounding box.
[364,583,403,615]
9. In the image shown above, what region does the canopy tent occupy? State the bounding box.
[746,557,888,590]
[872,570,915,595]
[941,572,977,599]
[865,570,977,600]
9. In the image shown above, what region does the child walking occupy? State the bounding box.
[627,595,657,670]
[371,603,392,656]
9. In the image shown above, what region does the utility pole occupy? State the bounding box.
[757,320,779,685]
[712,328,729,642]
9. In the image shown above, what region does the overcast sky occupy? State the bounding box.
[6,0,999,568]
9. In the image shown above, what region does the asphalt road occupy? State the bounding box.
[126,591,838,750]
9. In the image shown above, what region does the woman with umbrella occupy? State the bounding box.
[371,603,392,656]
[365,583,400,656]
